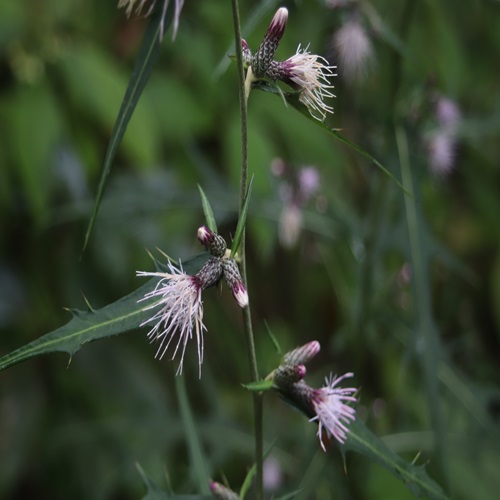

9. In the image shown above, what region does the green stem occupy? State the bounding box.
[230,1,263,499]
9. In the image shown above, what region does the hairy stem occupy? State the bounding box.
[230,1,263,498]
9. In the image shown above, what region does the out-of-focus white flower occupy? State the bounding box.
[263,455,284,492]
[309,372,357,449]
[333,20,373,83]
[436,96,461,131]
[279,203,303,249]
[137,258,222,376]
[298,166,320,201]
[117,0,185,40]
[425,95,461,177]
[427,131,457,177]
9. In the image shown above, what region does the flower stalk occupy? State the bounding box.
[231,0,263,498]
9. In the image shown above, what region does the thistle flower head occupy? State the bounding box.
[309,372,357,449]
[222,258,249,308]
[252,7,288,77]
[275,46,336,121]
[117,0,185,40]
[244,9,336,121]
[137,257,222,376]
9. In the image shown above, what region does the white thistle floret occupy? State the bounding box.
[310,372,357,450]
[284,45,337,121]
[137,260,205,376]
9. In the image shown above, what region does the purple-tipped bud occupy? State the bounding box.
[195,257,223,290]
[197,226,227,257]
[209,481,239,500]
[283,341,321,366]
[222,258,249,308]
[252,7,288,76]
[241,39,253,67]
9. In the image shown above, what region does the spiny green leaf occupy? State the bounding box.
[230,174,254,258]
[83,5,174,253]
[0,253,210,372]
[197,184,217,233]
[345,419,447,500]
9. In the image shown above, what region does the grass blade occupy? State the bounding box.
[230,174,254,258]
[197,184,218,232]
[83,5,173,252]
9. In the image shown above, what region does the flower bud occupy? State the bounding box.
[283,341,321,366]
[197,226,227,258]
[222,258,249,308]
[252,7,288,76]
[209,481,239,500]
[196,257,223,290]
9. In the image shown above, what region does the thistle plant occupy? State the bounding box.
[2,1,480,499]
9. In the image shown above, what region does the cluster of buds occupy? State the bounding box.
[243,7,336,121]
[137,226,248,377]
[272,341,357,450]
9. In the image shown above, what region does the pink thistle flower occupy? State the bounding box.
[137,258,222,376]
[309,372,357,449]
[273,45,336,121]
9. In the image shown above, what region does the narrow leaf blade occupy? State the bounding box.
[83,5,174,252]
[345,420,447,500]
[230,174,254,258]
[197,184,218,232]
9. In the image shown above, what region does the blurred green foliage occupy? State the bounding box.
[1,0,500,499]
